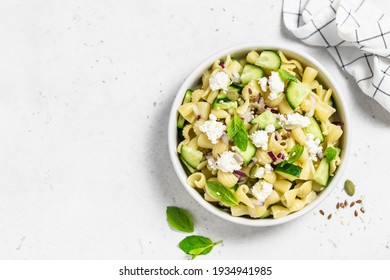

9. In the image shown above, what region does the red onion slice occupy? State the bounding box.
[220,133,229,145]
[277,153,286,159]
[267,151,277,162]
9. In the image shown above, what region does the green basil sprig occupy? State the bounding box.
[166,206,194,233]
[179,235,222,259]
[278,69,299,83]
[281,144,304,167]
[206,181,239,206]
[227,113,248,151]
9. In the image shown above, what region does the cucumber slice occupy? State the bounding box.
[179,155,197,173]
[240,64,264,85]
[313,158,330,186]
[304,117,324,143]
[255,51,281,71]
[236,141,256,165]
[181,145,203,169]
[177,89,193,128]
[285,81,311,109]
[274,162,302,181]
[212,101,238,110]
[250,110,282,129]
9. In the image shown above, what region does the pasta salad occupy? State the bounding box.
[176,50,343,219]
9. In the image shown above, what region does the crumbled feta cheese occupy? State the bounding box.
[268,91,279,101]
[306,133,323,161]
[278,113,311,128]
[216,151,242,173]
[268,71,284,94]
[254,167,265,178]
[209,71,230,91]
[264,163,273,174]
[250,130,269,150]
[258,77,268,92]
[266,71,284,100]
[252,180,273,203]
[265,124,276,133]
[199,114,226,144]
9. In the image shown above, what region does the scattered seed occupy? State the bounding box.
[319,210,324,216]
[340,203,345,209]
[360,207,365,213]
[344,179,356,196]
[327,214,332,220]
[356,199,363,204]
[354,210,358,217]
[344,200,348,207]
[336,202,340,209]
[350,201,355,207]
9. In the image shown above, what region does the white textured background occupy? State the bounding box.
[0,0,389,259]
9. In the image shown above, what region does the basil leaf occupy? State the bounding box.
[278,69,298,83]
[166,206,194,233]
[325,147,338,163]
[206,181,239,206]
[179,235,222,259]
[281,144,304,167]
[227,114,248,151]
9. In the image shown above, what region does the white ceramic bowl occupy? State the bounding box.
[168,43,350,226]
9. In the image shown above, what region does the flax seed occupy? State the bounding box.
[354,210,358,217]
[350,201,355,208]
[360,207,365,213]
[344,200,348,207]
[319,210,324,216]
[356,199,363,204]
[327,214,332,220]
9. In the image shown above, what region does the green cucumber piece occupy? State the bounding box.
[285,81,311,109]
[236,141,256,165]
[304,117,324,143]
[313,158,330,186]
[274,162,302,181]
[255,51,281,71]
[179,155,197,173]
[250,110,282,129]
[212,101,238,110]
[181,145,203,169]
[240,64,264,85]
[177,89,193,129]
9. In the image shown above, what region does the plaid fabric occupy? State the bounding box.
[283,0,390,112]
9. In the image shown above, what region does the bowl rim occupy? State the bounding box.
[168,43,351,226]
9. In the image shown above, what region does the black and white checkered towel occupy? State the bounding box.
[283,0,390,112]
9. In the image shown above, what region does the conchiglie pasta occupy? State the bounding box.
[187,172,206,189]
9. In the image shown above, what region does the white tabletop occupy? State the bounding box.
[0,0,389,260]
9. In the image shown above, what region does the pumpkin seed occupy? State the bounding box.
[249,164,260,178]
[344,179,355,196]
[248,123,259,135]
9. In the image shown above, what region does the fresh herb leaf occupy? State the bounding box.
[206,181,239,206]
[324,146,339,163]
[278,69,299,83]
[281,144,304,167]
[179,235,222,259]
[166,206,194,233]
[227,113,248,151]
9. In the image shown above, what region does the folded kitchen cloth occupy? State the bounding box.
[283,0,390,112]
